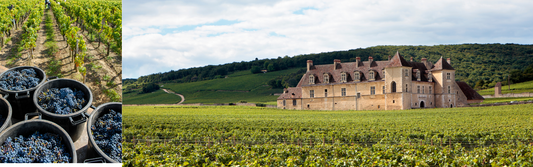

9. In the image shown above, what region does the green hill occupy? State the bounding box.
[123,89,182,104]
[477,80,533,96]
[124,68,304,104]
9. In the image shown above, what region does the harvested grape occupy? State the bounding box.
[0,69,41,91]
[37,88,86,115]
[0,131,71,163]
[92,109,122,162]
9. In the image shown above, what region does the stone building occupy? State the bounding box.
[277,51,484,110]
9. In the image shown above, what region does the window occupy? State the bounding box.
[324,74,329,84]
[310,90,314,98]
[448,86,451,94]
[293,99,296,106]
[370,86,375,95]
[283,100,286,106]
[417,85,420,93]
[405,84,408,92]
[383,86,385,94]
[447,73,451,80]
[422,86,425,94]
[341,73,346,82]
[369,71,375,80]
[405,69,409,77]
[354,72,360,81]
[341,88,346,96]
[382,70,385,79]
[428,73,432,82]
[416,71,421,81]
[309,75,314,84]
[357,92,361,98]
[391,81,396,92]
[324,89,328,97]
[429,86,432,94]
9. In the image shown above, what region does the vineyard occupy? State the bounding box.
[123,104,533,166]
[0,0,121,106]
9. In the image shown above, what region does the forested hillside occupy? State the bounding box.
[125,43,533,90]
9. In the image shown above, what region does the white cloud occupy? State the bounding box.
[123,0,533,78]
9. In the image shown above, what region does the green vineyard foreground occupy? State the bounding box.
[123,105,533,166]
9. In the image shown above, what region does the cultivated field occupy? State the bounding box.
[123,104,533,166]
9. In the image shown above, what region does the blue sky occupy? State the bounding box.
[123,0,533,79]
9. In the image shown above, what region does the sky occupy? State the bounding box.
[123,0,533,79]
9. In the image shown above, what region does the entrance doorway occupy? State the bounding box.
[420,101,425,108]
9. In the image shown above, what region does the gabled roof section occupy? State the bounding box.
[456,81,484,100]
[277,87,302,100]
[386,51,411,68]
[432,57,454,70]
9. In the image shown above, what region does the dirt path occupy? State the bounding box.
[162,88,185,104]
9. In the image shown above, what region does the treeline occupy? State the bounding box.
[127,43,533,88]
[267,69,306,89]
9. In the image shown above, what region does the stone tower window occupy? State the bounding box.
[422,86,425,94]
[406,84,408,92]
[354,72,360,82]
[323,74,329,84]
[369,71,375,81]
[417,85,420,93]
[429,86,432,94]
[309,75,315,84]
[341,73,347,83]
[448,86,451,94]
[391,81,396,92]
[405,69,409,77]
[447,73,451,80]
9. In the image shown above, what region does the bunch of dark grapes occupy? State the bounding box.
[0,131,71,163]
[37,88,86,114]
[0,69,40,91]
[91,109,121,162]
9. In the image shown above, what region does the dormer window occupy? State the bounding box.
[382,70,385,80]
[369,71,375,81]
[309,75,315,84]
[323,73,329,84]
[341,72,347,83]
[416,71,421,81]
[428,72,433,82]
[354,72,360,82]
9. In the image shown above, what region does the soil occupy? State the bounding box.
[0,9,122,107]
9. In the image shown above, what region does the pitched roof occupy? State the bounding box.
[386,51,411,68]
[432,57,454,70]
[456,81,484,100]
[277,87,302,99]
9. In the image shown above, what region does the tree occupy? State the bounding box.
[250,66,261,74]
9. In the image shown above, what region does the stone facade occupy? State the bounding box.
[277,52,484,110]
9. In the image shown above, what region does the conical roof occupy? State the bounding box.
[386,51,411,68]
[432,57,454,70]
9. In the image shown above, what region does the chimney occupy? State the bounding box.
[388,56,391,61]
[410,57,413,62]
[421,58,428,69]
[333,59,341,70]
[447,58,451,65]
[307,60,313,71]
[368,56,373,63]
[356,57,361,68]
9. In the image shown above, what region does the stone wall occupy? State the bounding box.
[482,92,533,98]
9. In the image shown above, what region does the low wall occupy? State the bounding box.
[482,92,533,98]
[124,103,276,108]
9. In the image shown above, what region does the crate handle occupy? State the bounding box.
[69,112,87,126]
[15,91,30,99]
[0,91,8,99]
[84,157,106,163]
[25,113,42,121]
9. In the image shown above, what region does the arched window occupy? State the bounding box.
[341,73,347,82]
[354,72,360,81]
[323,74,329,84]
[309,75,314,84]
[391,81,396,92]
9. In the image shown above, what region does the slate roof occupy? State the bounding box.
[386,51,411,68]
[432,57,454,70]
[456,81,484,100]
[277,87,302,99]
